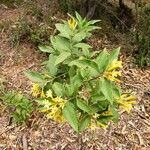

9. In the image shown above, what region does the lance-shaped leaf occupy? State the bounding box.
[96,48,109,72]
[55,52,71,66]
[52,82,63,97]
[100,78,113,104]
[79,115,91,132]
[75,43,91,57]
[25,71,45,83]
[77,99,92,113]
[62,102,78,132]
[55,23,71,39]
[69,58,99,73]
[72,31,87,42]
[108,47,120,64]
[50,36,70,52]
[38,45,54,53]
[75,43,92,50]
[47,54,58,76]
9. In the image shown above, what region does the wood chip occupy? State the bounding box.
[135,132,144,146]
[22,134,28,150]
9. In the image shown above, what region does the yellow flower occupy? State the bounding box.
[107,60,122,71]
[40,90,46,98]
[103,60,122,83]
[89,118,108,130]
[47,107,65,123]
[31,83,41,97]
[89,119,97,130]
[89,111,111,129]
[97,122,108,129]
[52,97,67,109]
[40,99,51,112]
[68,17,77,30]
[100,107,113,116]
[40,97,67,123]
[46,89,53,98]
[116,94,137,113]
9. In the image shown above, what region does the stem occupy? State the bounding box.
[83,73,102,84]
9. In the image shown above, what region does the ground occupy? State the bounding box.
[0,1,150,150]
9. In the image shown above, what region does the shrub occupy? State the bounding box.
[1,91,33,124]
[26,12,137,132]
[10,16,31,47]
[134,5,150,67]
[10,16,52,46]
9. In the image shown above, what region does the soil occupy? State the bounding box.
[0,1,150,150]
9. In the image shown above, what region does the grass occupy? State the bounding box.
[0,0,23,8]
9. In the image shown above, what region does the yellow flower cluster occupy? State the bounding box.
[68,17,77,30]
[89,118,108,130]
[89,108,113,130]
[31,83,45,98]
[116,94,137,113]
[31,84,66,123]
[40,90,67,123]
[103,60,122,83]
[31,83,41,97]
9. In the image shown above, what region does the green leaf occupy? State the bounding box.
[112,84,122,98]
[79,115,91,132]
[97,116,112,125]
[55,23,71,39]
[47,54,58,76]
[77,99,91,113]
[62,102,78,132]
[75,43,91,57]
[108,47,120,64]
[91,93,106,103]
[52,82,63,97]
[55,52,71,66]
[75,11,82,23]
[70,71,83,92]
[86,26,100,32]
[96,48,109,72]
[50,36,70,52]
[79,68,90,78]
[25,71,45,83]
[68,66,76,78]
[2,91,33,124]
[75,43,92,50]
[69,58,99,73]
[90,104,100,113]
[110,106,119,123]
[38,45,54,53]
[100,78,113,104]
[72,31,87,42]
[87,20,101,25]
[97,101,109,112]
[65,84,74,97]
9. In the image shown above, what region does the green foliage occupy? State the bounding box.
[8,1,53,47]
[134,5,150,67]
[26,12,136,132]
[58,0,80,13]
[1,91,33,124]
[10,16,51,47]
[0,0,23,8]
[10,16,31,47]
[63,102,78,132]
[23,0,43,21]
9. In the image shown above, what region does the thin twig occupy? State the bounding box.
[0,125,16,136]
[22,134,28,150]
